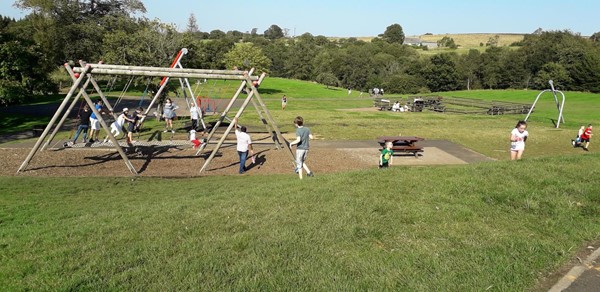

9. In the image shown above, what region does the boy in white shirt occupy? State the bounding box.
[233,118,253,174]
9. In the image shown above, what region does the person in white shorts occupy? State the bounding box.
[510,120,529,160]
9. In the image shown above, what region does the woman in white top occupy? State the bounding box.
[510,120,529,160]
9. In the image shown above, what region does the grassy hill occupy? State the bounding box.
[2,79,599,290]
[418,33,525,48]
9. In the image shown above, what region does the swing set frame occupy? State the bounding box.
[17,49,301,176]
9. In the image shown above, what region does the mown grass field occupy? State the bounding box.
[2,155,600,290]
[418,33,525,48]
[1,77,599,290]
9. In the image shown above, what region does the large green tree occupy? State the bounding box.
[379,23,405,44]
[223,43,272,73]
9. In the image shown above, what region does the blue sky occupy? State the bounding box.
[2,0,598,36]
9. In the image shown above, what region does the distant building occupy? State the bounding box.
[403,37,439,49]
[403,37,422,46]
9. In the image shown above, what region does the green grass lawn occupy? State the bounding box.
[1,155,599,290]
[2,79,599,289]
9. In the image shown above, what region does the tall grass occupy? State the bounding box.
[1,154,599,290]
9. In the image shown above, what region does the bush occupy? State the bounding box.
[0,80,27,106]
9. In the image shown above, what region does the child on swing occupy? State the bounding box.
[127,107,145,144]
[103,108,132,143]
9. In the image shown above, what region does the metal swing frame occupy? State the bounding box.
[524,80,566,128]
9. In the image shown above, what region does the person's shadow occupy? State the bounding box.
[245,150,268,171]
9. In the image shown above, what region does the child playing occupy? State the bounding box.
[510,120,529,160]
[379,141,394,168]
[190,102,199,131]
[104,108,131,143]
[162,98,177,133]
[189,129,203,149]
[579,124,593,151]
[127,107,144,144]
[233,117,253,174]
[281,95,287,110]
[573,126,585,147]
[72,104,92,144]
[289,116,314,179]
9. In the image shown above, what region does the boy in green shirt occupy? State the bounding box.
[379,142,394,168]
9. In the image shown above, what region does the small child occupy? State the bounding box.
[573,126,585,147]
[127,107,144,144]
[379,141,394,168]
[190,102,199,131]
[104,108,131,143]
[289,116,314,179]
[510,120,529,160]
[189,129,202,149]
[579,124,593,151]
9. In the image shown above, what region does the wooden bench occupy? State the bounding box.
[378,136,425,158]
[382,145,423,157]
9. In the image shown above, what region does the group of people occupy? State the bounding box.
[233,115,313,179]
[72,99,143,145]
[378,120,593,166]
[508,121,593,161]
[573,124,593,150]
[391,101,409,112]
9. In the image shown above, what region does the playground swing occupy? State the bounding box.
[113,76,134,111]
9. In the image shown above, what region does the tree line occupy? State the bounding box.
[2,0,600,106]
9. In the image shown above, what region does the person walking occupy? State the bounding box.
[289,116,314,179]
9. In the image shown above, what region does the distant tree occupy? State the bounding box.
[250,28,258,36]
[209,29,226,39]
[590,32,600,42]
[532,28,544,35]
[264,24,284,39]
[315,72,340,88]
[186,13,199,34]
[533,62,571,89]
[382,74,424,94]
[437,36,458,49]
[422,53,461,92]
[456,49,481,90]
[379,23,405,44]
[223,43,271,73]
[486,35,500,47]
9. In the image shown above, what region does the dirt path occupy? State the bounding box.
[1,139,492,177]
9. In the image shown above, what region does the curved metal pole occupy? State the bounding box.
[524,89,550,121]
[556,91,566,128]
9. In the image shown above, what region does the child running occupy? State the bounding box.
[579,124,593,151]
[379,141,394,168]
[510,120,529,160]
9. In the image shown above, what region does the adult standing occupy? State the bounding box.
[233,118,253,174]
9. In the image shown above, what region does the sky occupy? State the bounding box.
[1,0,599,37]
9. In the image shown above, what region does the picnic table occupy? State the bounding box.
[377,136,425,158]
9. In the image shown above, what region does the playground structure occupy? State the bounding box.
[16,49,301,176]
[525,80,565,128]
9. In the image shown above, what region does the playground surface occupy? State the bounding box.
[1,139,493,177]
